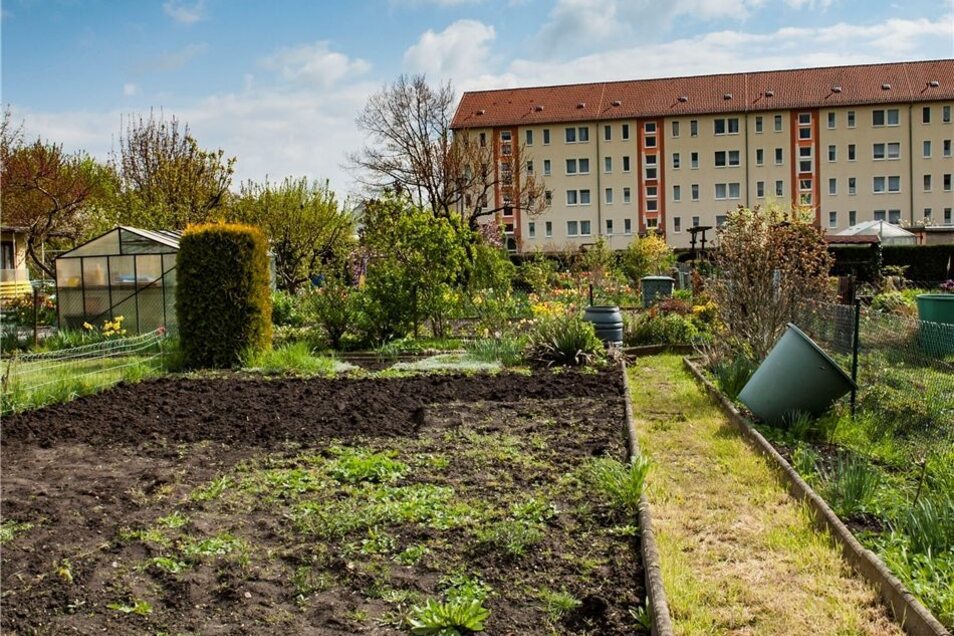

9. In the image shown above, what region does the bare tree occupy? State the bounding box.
[350,75,544,230]
[1,111,95,278]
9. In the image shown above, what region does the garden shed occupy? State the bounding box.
[55,227,180,334]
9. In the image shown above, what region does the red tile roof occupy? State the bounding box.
[451,59,954,129]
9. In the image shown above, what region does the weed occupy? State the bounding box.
[821,454,882,518]
[395,544,429,565]
[119,527,172,549]
[241,342,343,376]
[155,511,189,529]
[107,599,153,616]
[0,520,32,544]
[56,559,74,584]
[182,533,245,559]
[148,557,189,574]
[583,454,651,515]
[441,574,492,603]
[328,447,407,484]
[538,588,582,620]
[292,565,334,600]
[629,604,653,629]
[408,597,490,635]
[783,410,836,443]
[509,497,557,524]
[358,526,396,555]
[790,444,821,484]
[896,492,954,556]
[710,354,755,400]
[190,475,233,502]
[466,336,526,367]
[475,519,544,557]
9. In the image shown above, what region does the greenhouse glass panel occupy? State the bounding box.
[113,294,138,332]
[120,228,174,254]
[66,229,121,257]
[58,289,84,329]
[82,257,110,319]
[56,258,82,288]
[137,254,163,285]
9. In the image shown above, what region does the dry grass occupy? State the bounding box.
[630,355,903,636]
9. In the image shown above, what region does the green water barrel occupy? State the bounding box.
[584,305,623,346]
[641,276,675,308]
[738,323,856,426]
[916,294,954,355]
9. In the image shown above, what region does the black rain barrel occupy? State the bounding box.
[641,276,676,307]
[584,305,623,346]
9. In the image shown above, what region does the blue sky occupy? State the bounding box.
[2,0,952,197]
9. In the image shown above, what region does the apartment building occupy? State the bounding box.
[450,60,954,251]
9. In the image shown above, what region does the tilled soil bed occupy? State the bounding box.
[1,369,647,635]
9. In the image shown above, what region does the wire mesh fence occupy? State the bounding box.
[1,329,171,415]
[798,300,954,454]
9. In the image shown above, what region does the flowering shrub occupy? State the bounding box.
[84,315,127,338]
[3,293,57,327]
[940,280,954,294]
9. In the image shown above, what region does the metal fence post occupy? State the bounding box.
[850,299,861,417]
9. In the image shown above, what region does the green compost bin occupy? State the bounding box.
[583,305,623,346]
[738,323,856,426]
[916,294,954,355]
[641,276,675,308]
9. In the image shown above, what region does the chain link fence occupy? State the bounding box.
[798,301,954,455]
[1,329,170,415]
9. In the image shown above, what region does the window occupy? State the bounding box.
[525,130,533,145]
[924,174,932,191]
[945,174,952,192]
[673,185,681,201]
[873,176,901,193]
[799,147,813,173]
[622,156,631,172]
[671,121,680,137]
[691,184,699,201]
[923,106,931,124]
[544,190,552,206]
[692,216,700,227]
[565,127,576,143]
[605,219,614,234]
[567,190,578,205]
[756,148,764,165]
[849,210,856,225]
[604,125,612,141]
[621,124,630,140]
[645,121,657,133]
[672,152,681,169]
[645,134,657,148]
[889,209,901,223]
[545,221,553,237]
[528,221,536,238]
[543,159,551,176]
[624,218,632,234]
[944,106,952,123]
[829,211,837,228]
[924,140,932,158]
[646,185,657,198]
[848,177,856,195]
[604,156,612,173]
[714,118,740,135]
[580,220,592,235]
[690,120,698,137]
[798,112,812,139]
[716,215,727,226]
[828,145,836,162]
[579,158,590,173]
[526,160,534,175]
[578,127,589,142]
[799,112,811,125]
[543,129,550,145]
[714,150,741,167]
[567,220,579,236]
[873,109,900,126]
[829,178,837,195]
[691,152,699,169]
[800,178,813,192]
[646,199,658,212]
[775,180,784,196]
[775,148,783,165]
[644,155,657,180]
[580,189,591,204]
[623,187,632,204]
[847,111,856,128]
[646,218,658,229]
[674,216,682,232]
[756,181,765,197]
[755,116,763,133]
[479,132,487,147]
[774,114,783,132]
[605,187,614,204]
[945,208,953,225]
[945,140,952,157]
[566,159,577,175]
[827,112,836,129]
[873,142,901,160]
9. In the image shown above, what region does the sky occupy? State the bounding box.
[2,0,953,199]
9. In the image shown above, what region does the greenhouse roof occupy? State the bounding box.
[58,226,182,259]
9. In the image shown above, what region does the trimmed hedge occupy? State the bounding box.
[881,244,954,283]
[176,224,272,368]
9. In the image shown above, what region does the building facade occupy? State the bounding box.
[450,60,954,251]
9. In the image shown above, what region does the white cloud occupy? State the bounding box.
[162,0,205,25]
[403,20,496,79]
[123,83,139,97]
[261,41,371,87]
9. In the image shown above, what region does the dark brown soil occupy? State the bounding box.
[1,369,647,635]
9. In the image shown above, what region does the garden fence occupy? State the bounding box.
[1,329,170,415]
[797,301,954,454]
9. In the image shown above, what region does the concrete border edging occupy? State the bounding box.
[682,356,950,636]
[621,360,675,636]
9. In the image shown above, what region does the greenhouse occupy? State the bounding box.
[55,227,180,333]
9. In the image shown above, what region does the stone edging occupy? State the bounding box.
[621,361,675,636]
[682,356,950,636]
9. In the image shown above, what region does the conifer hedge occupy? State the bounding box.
[176,224,272,368]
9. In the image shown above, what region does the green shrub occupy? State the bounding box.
[271,290,305,327]
[870,290,923,316]
[821,454,881,518]
[711,354,755,400]
[527,314,604,366]
[303,280,360,349]
[859,380,945,439]
[625,312,703,346]
[176,224,272,368]
[882,244,954,283]
[409,597,490,635]
[466,336,526,366]
[241,342,337,376]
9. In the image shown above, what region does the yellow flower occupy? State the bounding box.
[83,322,93,330]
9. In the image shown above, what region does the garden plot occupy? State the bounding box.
[1,370,648,635]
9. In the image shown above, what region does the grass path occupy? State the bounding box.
[629,355,902,636]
